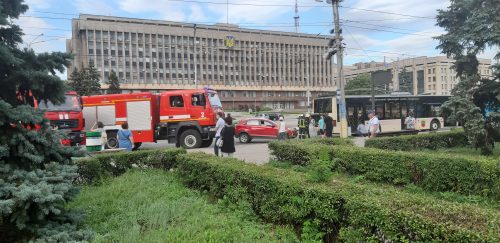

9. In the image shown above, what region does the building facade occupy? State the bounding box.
[67,14,337,110]
[344,56,493,95]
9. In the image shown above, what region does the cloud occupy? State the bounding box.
[74,0,116,15]
[14,16,66,53]
[187,4,206,22]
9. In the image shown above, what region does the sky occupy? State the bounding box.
[17,0,497,79]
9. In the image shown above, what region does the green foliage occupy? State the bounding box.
[307,148,333,183]
[436,0,500,155]
[176,153,500,242]
[69,170,298,242]
[398,67,412,93]
[301,220,325,242]
[106,70,121,94]
[68,65,101,96]
[75,148,186,184]
[0,0,90,241]
[345,73,371,95]
[268,138,352,166]
[270,140,500,199]
[365,130,468,150]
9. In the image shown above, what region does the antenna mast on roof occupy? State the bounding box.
[294,0,300,32]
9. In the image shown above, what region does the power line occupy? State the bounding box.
[339,5,435,19]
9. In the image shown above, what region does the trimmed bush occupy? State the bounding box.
[176,153,500,242]
[268,138,352,166]
[269,141,500,199]
[365,130,468,150]
[75,148,186,184]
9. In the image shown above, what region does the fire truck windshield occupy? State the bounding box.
[207,92,222,108]
[39,95,81,111]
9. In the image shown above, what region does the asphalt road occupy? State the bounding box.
[142,138,272,165]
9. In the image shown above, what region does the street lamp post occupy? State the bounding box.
[27,33,44,49]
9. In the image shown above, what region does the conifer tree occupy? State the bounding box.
[0,0,91,241]
[106,70,121,94]
[436,0,500,155]
[68,64,101,96]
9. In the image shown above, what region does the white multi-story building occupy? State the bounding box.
[345,56,493,95]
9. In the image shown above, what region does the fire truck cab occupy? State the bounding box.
[156,89,222,148]
[81,88,222,149]
[39,92,85,146]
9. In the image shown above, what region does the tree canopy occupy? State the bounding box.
[106,70,121,94]
[0,0,90,241]
[345,74,371,95]
[68,65,101,96]
[436,0,500,155]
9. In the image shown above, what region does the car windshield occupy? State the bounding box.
[39,95,80,111]
[207,92,222,108]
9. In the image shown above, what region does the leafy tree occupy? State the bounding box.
[345,74,371,95]
[0,0,91,241]
[436,0,500,155]
[106,70,121,94]
[68,64,101,96]
[398,67,412,93]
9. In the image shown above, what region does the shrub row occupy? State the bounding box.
[176,153,500,242]
[269,141,500,199]
[75,148,186,184]
[268,138,352,166]
[365,129,468,150]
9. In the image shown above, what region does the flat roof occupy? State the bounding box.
[77,14,330,40]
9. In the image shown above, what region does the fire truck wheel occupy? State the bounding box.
[201,139,213,148]
[180,130,202,149]
[133,142,142,151]
[106,131,119,149]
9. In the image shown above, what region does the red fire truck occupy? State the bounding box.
[81,88,222,149]
[38,92,86,146]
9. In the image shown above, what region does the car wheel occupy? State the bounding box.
[430,120,440,131]
[179,130,202,149]
[239,133,251,143]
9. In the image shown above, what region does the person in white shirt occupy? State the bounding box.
[367,111,380,139]
[405,113,416,130]
[214,112,225,156]
[277,116,287,140]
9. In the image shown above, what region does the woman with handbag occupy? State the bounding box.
[220,116,236,157]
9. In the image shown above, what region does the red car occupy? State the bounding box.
[235,118,297,143]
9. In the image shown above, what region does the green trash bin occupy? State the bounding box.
[86,131,103,152]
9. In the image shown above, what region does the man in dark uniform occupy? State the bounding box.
[324,113,333,138]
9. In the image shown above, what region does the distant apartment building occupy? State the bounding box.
[67,14,338,110]
[345,56,493,95]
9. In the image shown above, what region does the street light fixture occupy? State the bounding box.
[27,33,44,49]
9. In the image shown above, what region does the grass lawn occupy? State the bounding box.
[427,144,500,159]
[70,170,298,242]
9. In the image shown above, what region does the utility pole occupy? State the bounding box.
[332,0,348,138]
[371,72,375,111]
[294,0,300,33]
[193,24,198,88]
[321,0,347,138]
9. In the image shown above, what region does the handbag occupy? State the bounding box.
[216,127,225,148]
[216,138,223,148]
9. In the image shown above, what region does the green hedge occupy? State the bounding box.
[75,148,186,184]
[365,130,468,150]
[268,138,352,166]
[269,141,500,199]
[176,153,500,242]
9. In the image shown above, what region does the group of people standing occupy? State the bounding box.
[298,113,334,138]
[214,112,236,157]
